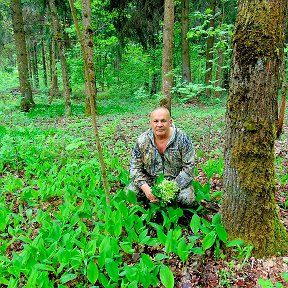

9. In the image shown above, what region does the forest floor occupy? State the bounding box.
[1,92,288,287]
[117,112,288,288]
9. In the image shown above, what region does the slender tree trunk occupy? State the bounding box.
[10,0,35,111]
[42,40,48,87]
[215,41,224,98]
[181,0,191,83]
[48,38,60,104]
[221,0,288,257]
[277,51,287,137]
[215,5,225,99]
[82,0,96,116]
[32,41,39,88]
[49,0,72,116]
[205,0,217,98]
[69,0,110,206]
[161,0,174,112]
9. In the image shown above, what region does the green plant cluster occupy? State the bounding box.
[0,108,251,287]
[153,178,179,204]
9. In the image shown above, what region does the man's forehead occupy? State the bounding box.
[150,107,170,119]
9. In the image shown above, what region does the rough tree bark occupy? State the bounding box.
[49,0,72,116]
[161,0,174,113]
[221,0,288,257]
[181,0,191,83]
[82,0,96,116]
[10,0,35,111]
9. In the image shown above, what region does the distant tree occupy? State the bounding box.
[10,0,35,111]
[48,37,60,104]
[222,0,288,257]
[49,0,72,116]
[204,0,217,98]
[161,0,174,112]
[181,0,191,83]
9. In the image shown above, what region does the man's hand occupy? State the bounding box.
[141,183,158,202]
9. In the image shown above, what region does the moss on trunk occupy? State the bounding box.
[221,0,288,257]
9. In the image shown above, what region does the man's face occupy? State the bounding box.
[150,108,172,138]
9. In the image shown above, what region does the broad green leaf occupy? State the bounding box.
[127,190,137,204]
[141,254,154,270]
[177,238,189,262]
[155,227,166,244]
[215,223,228,243]
[120,241,135,254]
[212,213,221,225]
[128,280,138,288]
[226,239,244,247]
[124,264,139,282]
[8,276,18,288]
[105,259,119,282]
[202,231,216,250]
[65,140,85,151]
[160,265,174,288]
[190,214,201,234]
[0,277,9,285]
[201,218,212,228]
[60,273,77,284]
[87,261,98,284]
[98,272,109,287]
[191,247,204,255]
[154,253,169,261]
[33,263,56,273]
[258,279,274,288]
[164,230,173,253]
[281,272,288,282]
[113,216,122,237]
[146,238,160,246]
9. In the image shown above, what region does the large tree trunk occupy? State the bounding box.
[49,0,72,116]
[82,0,96,116]
[161,0,174,112]
[181,0,191,83]
[221,0,288,257]
[11,0,35,111]
[204,0,217,98]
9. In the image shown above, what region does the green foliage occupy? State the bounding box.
[1,91,286,286]
[258,273,288,288]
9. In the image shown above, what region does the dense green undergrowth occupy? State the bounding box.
[0,92,287,287]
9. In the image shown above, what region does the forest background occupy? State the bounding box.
[0,0,288,287]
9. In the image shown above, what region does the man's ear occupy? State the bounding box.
[169,119,172,127]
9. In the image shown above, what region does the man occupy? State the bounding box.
[127,107,195,205]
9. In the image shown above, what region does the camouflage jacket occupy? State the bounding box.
[130,125,195,190]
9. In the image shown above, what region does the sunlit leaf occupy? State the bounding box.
[190,214,201,234]
[87,261,98,284]
[202,231,216,250]
[160,265,174,288]
[60,273,77,284]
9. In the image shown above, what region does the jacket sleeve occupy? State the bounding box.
[175,135,195,189]
[130,141,152,189]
